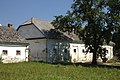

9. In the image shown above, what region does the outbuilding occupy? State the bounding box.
[0,24,29,63]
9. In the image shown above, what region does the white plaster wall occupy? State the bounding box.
[27,39,60,63]
[70,43,113,63]
[47,39,62,63]
[46,41,93,63]
[0,45,28,63]
[47,39,70,63]
[70,43,79,62]
[28,39,47,62]
[70,43,93,63]
[102,45,113,60]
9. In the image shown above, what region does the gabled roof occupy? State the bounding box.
[46,29,73,41]
[23,18,55,30]
[0,26,28,45]
[18,18,80,41]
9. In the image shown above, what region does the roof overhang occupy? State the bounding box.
[0,41,29,46]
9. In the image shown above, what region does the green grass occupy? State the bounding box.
[0,62,120,80]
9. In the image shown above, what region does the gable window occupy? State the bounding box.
[2,50,8,55]
[16,50,21,55]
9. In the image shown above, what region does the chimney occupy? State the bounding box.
[8,24,13,28]
[0,24,2,27]
[72,28,75,34]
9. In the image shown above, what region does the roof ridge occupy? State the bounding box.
[31,17,34,23]
[21,17,51,26]
[32,17,50,22]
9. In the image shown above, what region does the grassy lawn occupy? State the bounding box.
[0,62,120,80]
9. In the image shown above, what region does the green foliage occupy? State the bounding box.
[108,0,120,55]
[52,0,120,64]
[0,62,120,80]
[70,0,114,64]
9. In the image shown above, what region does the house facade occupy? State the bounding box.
[17,18,73,62]
[17,18,114,63]
[0,24,29,63]
[69,43,93,63]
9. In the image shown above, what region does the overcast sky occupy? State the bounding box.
[0,0,73,28]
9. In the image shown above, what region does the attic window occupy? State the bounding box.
[2,50,8,55]
[16,50,21,55]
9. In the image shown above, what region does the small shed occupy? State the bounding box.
[0,24,29,63]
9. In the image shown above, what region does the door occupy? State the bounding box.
[71,46,79,63]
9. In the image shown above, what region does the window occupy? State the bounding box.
[74,49,76,53]
[64,49,67,53]
[82,49,85,53]
[16,50,21,55]
[2,50,8,55]
[106,50,108,53]
[53,48,57,53]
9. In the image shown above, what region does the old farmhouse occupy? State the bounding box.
[0,24,29,63]
[17,18,113,63]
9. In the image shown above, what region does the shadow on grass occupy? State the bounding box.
[50,62,120,69]
[29,61,120,69]
[77,63,120,69]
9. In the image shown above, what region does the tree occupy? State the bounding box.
[107,0,120,56]
[52,0,115,64]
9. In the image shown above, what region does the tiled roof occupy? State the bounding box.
[0,27,27,44]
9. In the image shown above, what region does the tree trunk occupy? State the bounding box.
[92,48,97,65]
[92,29,97,65]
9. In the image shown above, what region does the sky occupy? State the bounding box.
[0,0,73,28]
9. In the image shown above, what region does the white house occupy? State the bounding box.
[69,43,92,63]
[17,18,75,62]
[17,18,114,63]
[69,43,113,63]
[102,45,113,61]
[0,24,29,63]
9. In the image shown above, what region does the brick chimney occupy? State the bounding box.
[8,24,13,28]
[0,24,2,27]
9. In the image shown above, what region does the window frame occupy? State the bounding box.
[2,50,8,55]
[73,49,76,53]
[16,50,21,56]
[64,49,67,53]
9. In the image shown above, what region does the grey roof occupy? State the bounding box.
[19,18,80,41]
[0,27,28,45]
[103,41,115,46]
[46,29,73,41]
[23,17,54,31]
